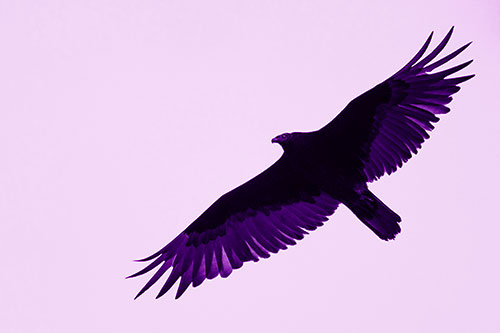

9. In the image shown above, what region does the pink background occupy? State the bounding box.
[1,1,499,332]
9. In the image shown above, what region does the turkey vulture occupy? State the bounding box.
[128,27,473,299]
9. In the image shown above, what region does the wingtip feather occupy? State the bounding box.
[134,253,161,262]
[393,31,433,77]
[423,41,473,73]
[414,27,455,69]
[175,286,188,299]
[134,284,151,300]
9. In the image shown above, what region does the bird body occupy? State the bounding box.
[129,27,473,299]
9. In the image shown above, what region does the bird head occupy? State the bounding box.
[271,133,292,147]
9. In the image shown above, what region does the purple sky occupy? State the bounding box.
[1,1,499,332]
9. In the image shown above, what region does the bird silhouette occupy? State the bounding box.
[128,27,473,299]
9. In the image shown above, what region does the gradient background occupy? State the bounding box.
[1,1,499,332]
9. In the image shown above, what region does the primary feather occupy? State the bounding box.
[129,27,473,299]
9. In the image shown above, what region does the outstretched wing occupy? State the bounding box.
[128,156,339,299]
[318,27,474,182]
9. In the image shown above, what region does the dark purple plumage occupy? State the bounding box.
[128,27,473,299]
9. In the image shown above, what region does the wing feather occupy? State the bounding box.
[128,157,340,299]
[319,27,473,182]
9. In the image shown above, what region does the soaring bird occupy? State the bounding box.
[128,27,473,299]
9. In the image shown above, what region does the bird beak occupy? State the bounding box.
[271,137,278,143]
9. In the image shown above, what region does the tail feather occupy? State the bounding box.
[346,190,401,240]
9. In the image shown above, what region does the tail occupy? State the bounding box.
[345,189,401,241]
